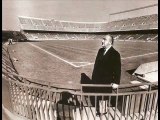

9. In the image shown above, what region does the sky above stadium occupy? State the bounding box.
[2,0,158,30]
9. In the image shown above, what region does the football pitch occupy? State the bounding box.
[9,40,158,89]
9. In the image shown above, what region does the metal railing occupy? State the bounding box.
[3,71,158,120]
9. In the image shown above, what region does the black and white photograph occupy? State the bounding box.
[2,0,158,120]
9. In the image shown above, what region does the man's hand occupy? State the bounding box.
[111,83,119,89]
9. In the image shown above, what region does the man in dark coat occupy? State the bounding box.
[91,35,121,115]
[8,38,13,45]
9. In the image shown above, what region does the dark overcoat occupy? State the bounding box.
[92,46,121,93]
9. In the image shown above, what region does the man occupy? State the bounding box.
[56,92,79,120]
[8,38,13,45]
[91,35,121,115]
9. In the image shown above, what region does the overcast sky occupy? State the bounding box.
[2,0,158,30]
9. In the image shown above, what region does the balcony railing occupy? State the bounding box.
[3,71,158,120]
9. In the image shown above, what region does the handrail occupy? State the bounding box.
[3,75,158,97]
[3,71,158,120]
[3,71,158,91]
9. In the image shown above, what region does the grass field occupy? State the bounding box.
[9,40,158,89]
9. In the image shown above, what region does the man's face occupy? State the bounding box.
[102,36,111,49]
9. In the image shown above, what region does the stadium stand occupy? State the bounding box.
[18,14,157,32]
[24,32,33,40]
[18,14,158,42]
[113,34,158,41]
[31,18,43,26]
[22,31,158,42]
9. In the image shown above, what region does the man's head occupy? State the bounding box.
[102,35,114,49]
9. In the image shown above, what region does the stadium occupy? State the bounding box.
[2,1,158,120]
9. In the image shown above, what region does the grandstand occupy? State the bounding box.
[19,14,157,32]
[18,14,158,41]
[2,30,27,42]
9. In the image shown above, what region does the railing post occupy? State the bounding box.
[16,84,23,116]
[3,72,158,120]
[53,89,58,119]
[48,82,55,120]
[80,85,83,120]
[28,86,37,120]
[13,82,19,114]
[40,88,46,120]
[73,89,78,120]
[114,87,119,120]
[144,84,153,120]
[8,81,15,113]
[24,79,32,119]
[44,88,50,120]
[4,50,15,114]
[8,76,16,115]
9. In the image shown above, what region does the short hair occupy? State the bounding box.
[103,35,114,45]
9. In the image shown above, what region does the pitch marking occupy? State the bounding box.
[28,43,157,68]
[121,52,158,60]
[28,43,79,68]
[83,51,158,66]
[75,62,93,67]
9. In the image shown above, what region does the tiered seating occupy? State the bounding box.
[24,32,33,40]
[128,34,142,40]
[113,35,121,40]
[41,19,53,31]
[151,35,158,41]
[99,23,108,32]
[92,34,105,40]
[53,20,63,30]
[85,23,94,32]
[18,14,157,32]
[78,23,87,32]
[42,19,52,26]
[50,33,59,40]
[61,21,70,31]
[19,17,27,24]
[57,34,68,40]
[137,34,155,41]
[77,23,85,28]
[31,19,43,26]
[119,19,135,31]
[19,14,157,42]
[118,34,130,39]
[77,34,86,40]
[23,31,158,42]
[22,32,97,40]
[116,34,158,41]
[66,34,77,40]
[44,33,51,40]
[37,33,47,40]
[31,18,44,31]
[107,14,158,31]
